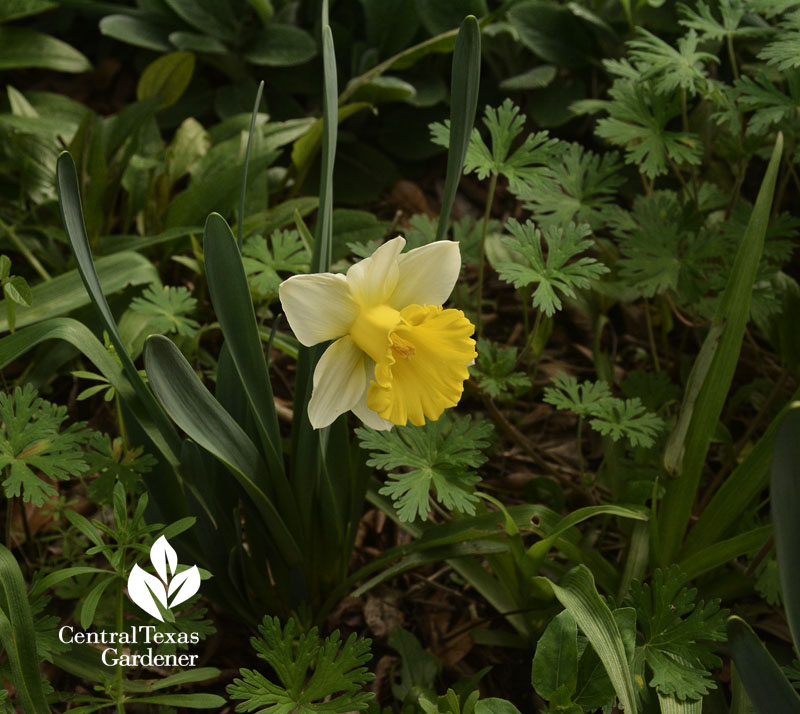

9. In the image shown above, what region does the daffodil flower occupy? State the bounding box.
[279,237,476,430]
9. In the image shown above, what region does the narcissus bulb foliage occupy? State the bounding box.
[279,237,477,430]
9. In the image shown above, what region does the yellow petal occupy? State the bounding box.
[367,305,476,426]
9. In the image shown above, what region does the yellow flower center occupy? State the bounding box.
[350,304,402,362]
[356,303,476,427]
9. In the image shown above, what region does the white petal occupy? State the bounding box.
[308,336,366,429]
[168,565,201,608]
[150,535,177,582]
[389,240,461,309]
[279,273,358,347]
[352,386,393,431]
[346,236,405,306]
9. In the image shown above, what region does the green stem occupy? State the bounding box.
[115,576,124,713]
[643,298,661,372]
[476,172,499,339]
[577,417,586,484]
[0,219,51,281]
[726,33,739,81]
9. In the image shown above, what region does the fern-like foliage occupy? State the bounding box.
[227,617,374,713]
[543,373,664,448]
[735,71,800,136]
[627,566,728,701]
[0,385,92,506]
[574,74,702,178]
[627,28,718,96]
[679,0,768,41]
[517,143,625,230]
[759,9,800,70]
[356,414,492,522]
[495,219,608,317]
[430,99,563,193]
[243,229,310,299]
[470,339,531,400]
[130,284,200,338]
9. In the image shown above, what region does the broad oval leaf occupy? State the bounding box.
[0,26,91,72]
[99,15,172,52]
[137,51,196,108]
[245,25,317,67]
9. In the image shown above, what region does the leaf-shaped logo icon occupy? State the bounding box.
[126,536,200,622]
[150,535,177,582]
[168,565,200,608]
[127,564,169,621]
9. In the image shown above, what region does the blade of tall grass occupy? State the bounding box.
[0,544,50,713]
[292,10,340,534]
[0,251,158,332]
[770,405,800,649]
[537,565,638,713]
[56,153,183,461]
[683,389,799,556]
[435,15,481,242]
[0,317,179,467]
[657,133,783,566]
[237,80,264,250]
[677,525,772,582]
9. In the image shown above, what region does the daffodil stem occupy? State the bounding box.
[476,172,498,339]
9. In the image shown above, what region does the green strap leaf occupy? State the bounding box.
[683,388,800,555]
[0,317,179,468]
[770,405,800,649]
[537,565,638,713]
[0,544,50,713]
[203,214,289,497]
[727,616,800,714]
[56,152,183,461]
[143,335,302,567]
[436,15,481,242]
[658,132,784,565]
[0,251,158,332]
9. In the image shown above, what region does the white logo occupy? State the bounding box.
[127,536,200,622]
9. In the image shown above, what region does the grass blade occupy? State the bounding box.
[727,616,800,714]
[436,15,481,242]
[683,388,799,556]
[537,565,638,713]
[0,317,180,468]
[658,133,783,565]
[291,7,340,534]
[56,152,182,459]
[237,80,265,250]
[770,405,800,649]
[0,544,50,713]
[0,251,158,332]
[677,525,772,582]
